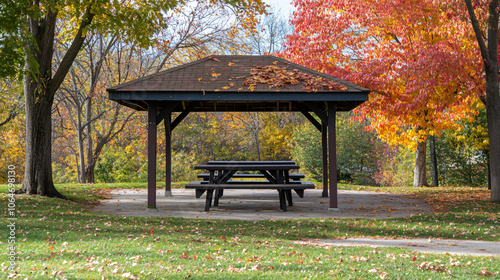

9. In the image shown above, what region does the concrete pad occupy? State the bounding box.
[293,238,500,256]
[93,188,432,220]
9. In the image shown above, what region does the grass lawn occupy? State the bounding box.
[1,183,499,279]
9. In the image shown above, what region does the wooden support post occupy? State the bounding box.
[164,112,172,197]
[147,104,158,210]
[322,120,328,197]
[327,102,338,209]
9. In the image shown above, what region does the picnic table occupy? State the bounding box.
[185,161,314,211]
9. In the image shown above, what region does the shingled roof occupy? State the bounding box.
[108,55,369,112]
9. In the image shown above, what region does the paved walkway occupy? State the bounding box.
[293,238,500,257]
[93,188,432,219]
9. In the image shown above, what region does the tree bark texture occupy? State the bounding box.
[429,135,439,187]
[20,74,64,197]
[413,139,429,187]
[485,68,500,201]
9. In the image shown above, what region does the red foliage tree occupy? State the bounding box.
[283,0,484,188]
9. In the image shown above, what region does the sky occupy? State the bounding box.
[264,0,295,18]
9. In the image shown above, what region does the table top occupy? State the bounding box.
[195,164,300,171]
[206,161,296,165]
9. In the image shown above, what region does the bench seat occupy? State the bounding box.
[185,181,315,211]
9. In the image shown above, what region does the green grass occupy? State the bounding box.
[1,183,499,279]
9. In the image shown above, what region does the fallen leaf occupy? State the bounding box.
[479,270,494,276]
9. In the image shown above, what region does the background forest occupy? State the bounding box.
[0,1,490,189]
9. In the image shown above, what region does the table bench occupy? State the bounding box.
[185,180,315,211]
[197,173,305,182]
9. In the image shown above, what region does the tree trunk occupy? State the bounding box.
[413,139,429,187]
[83,162,96,183]
[18,3,94,197]
[77,103,85,183]
[18,75,64,198]
[84,91,94,183]
[488,158,491,190]
[18,9,64,198]
[255,113,261,161]
[485,70,500,201]
[429,135,439,186]
[464,0,500,201]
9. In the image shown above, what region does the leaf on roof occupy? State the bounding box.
[198,77,203,81]
[242,65,347,92]
[228,62,235,66]
[211,73,221,78]
[209,56,220,62]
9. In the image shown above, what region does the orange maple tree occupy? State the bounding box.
[282,0,484,187]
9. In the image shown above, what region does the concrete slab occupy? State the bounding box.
[93,188,432,220]
[293,238,500,256]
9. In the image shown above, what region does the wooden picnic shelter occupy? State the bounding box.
[107,55,370,211]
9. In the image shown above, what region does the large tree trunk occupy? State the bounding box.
[464,0,500,202]
[18,5,94,196]
[485,70,500,201]
[19,75,64,198]
[413,139,429,187]
[17,9,63,198]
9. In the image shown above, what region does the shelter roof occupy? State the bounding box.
[108,55,370,112]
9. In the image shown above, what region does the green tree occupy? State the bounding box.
[291,121,323,181]
[4,0,265,197]
[0,1,27,78]
[436,105,489,187]
[336,112,382,185]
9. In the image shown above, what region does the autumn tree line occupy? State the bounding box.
[0,0,498,200]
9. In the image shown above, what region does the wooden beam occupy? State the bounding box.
[322,120,328,197]
[300,110,322,131]
[328,102,338,209]
[147,104,158,209]
[297,103,321,131]
[304,102,327,123]
[171,103,194,131]
[156,102,179,125]
[165,112,172,197]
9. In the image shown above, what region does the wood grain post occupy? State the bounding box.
[327,103,338,209]
[164,112,172,197]
[322,120,328,197]
[147,104,158,210]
